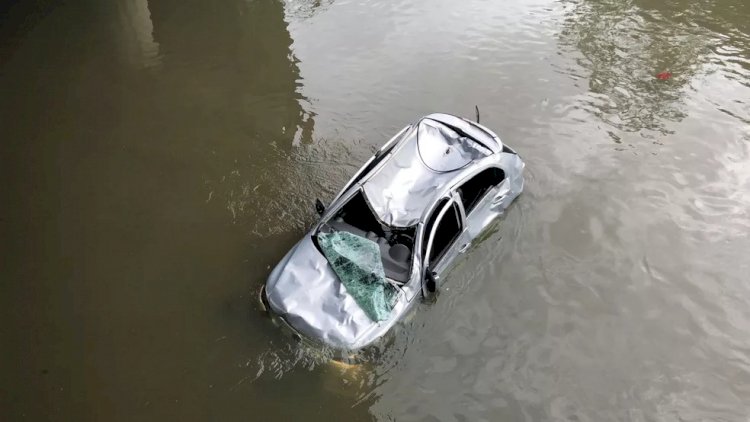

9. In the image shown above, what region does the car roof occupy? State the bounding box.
[361,114,500,227]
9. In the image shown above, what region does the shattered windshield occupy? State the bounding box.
[317,231,397,322]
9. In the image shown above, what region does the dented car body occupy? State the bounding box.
[263,113,525,350]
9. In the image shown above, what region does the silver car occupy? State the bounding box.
[263,113,525,350]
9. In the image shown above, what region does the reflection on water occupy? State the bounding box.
[145,0,321,235]
[558,0,718,136]
[285,0,336,19]
[117,0,160,68]
[2,0,750,420]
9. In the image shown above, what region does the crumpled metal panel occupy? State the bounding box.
[423,113,502,153]
[502,151,525,201]
[265,235,373,348]
[416,119,489,172]
[362,119,489,227]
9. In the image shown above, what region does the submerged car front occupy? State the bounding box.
[264,215,416,350]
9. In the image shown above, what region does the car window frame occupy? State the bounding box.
[453,165,506,217]
[424,196,464,270]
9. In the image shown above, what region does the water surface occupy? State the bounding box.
[1,0,749,420]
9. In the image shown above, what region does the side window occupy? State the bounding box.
[457,167,505,214]
[427,203,462,264]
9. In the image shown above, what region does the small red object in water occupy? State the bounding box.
[656,72,672,80]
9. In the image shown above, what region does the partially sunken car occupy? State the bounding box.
[262,113,525,350]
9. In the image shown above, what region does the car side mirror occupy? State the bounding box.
[315,199,325,216]
[426,271,438,292]
[422,269,439,300]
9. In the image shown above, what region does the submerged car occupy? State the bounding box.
[262,113,525,350]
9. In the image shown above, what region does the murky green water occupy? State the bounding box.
[2,0,749,420]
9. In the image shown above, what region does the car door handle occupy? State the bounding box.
[458,242,471,253]
[492,194,507,205]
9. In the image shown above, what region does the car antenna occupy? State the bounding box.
[475,105,480,123]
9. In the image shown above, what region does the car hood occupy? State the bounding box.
[265,233,377,349]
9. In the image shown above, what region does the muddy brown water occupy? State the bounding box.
[1,0,749,420]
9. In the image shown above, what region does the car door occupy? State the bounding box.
[456,167,510,240]
[423,199,467,281]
